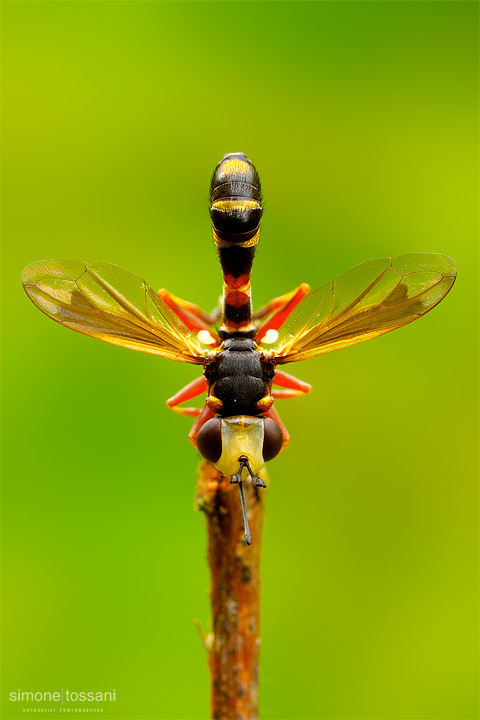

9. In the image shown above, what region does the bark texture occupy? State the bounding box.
[196,460,265,720]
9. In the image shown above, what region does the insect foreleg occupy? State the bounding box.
[187,405,216,449]
[166,376,207,417]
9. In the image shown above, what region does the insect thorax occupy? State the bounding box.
[205,338,274,417]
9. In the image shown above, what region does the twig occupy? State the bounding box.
[196,460,265,720]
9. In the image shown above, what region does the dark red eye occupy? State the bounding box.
[196,418,223,463]
[262,418,283,461]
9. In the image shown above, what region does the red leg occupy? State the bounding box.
[256,283,310,342]
[265,405,290,452]
[253,284,309,320]
[188,405,216,449]
[272,369,312,398]
[166,376,207,417]
[272,389,309,400]
[158,288,220,340]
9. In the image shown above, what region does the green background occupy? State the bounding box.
[1,2,478,719]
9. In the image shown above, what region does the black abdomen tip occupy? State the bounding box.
[210,153,262,239]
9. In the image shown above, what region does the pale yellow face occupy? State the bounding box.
[214,416,265,477]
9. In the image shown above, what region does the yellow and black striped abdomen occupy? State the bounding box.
[210,152,263,335]
[210,152,262,240]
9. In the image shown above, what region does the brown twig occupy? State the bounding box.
[196,459,265,720]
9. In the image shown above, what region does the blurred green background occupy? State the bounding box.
[1,2,478,719]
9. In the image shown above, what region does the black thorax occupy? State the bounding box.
[205,338,274,417]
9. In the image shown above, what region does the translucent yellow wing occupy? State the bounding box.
[270,253,456,364]
[22,259,209,363]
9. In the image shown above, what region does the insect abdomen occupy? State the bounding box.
[210,152,262,239]
[210,153,263,334]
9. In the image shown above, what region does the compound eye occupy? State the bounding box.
[262,418,283,461]
[196,418,223,463]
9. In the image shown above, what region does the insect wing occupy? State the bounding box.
[22,259,208,363]
[269,253,456,363]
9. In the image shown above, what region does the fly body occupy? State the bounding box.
[22,152,457,544]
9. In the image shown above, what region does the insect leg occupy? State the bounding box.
[272,369,312,399]
[188,405,216,449]
[252,285,309,319]
[256,283,310,342]
[158,289,220,335]
[166,376,207,417]
[264,406,290,451]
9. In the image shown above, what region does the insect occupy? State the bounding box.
[22,152,456,544]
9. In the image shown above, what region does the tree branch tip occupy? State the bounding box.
[193,618,213,652]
